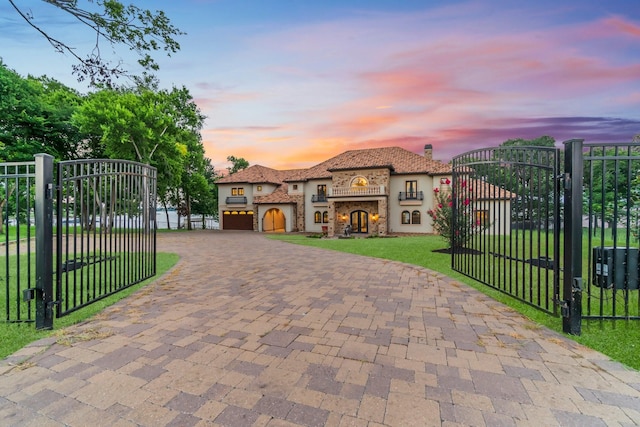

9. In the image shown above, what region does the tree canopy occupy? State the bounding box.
[0,61,84,161]
[473,136,557,218]
[583,145,640,230]
[226,155,249,174]
[72,84,212,214]
[8,0,184,86]
[0,62,217,221]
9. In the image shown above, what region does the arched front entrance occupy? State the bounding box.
[350,210,368,233]
[263,208,286,232]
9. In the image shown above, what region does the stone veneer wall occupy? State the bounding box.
[329,169,390,236]
[333,198,387,236]
[292,195,304,232]
[332,168,390,190]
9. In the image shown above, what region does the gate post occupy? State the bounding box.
[35,154,54,330]
[562,139,584,335]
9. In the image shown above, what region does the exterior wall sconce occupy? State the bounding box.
[371,213,379,222]
[341,214,348,221]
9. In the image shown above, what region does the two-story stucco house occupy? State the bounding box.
[217,144,460,236]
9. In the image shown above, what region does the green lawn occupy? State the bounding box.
[0,252,179,360]
[267,233,640,371]
[1,224,35,242]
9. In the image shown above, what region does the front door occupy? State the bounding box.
[350,210,368,233]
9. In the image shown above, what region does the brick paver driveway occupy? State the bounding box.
[1,231,640,426]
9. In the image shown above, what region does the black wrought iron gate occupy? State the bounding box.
[451,145,563,316]
[453,139,640,335]
[2,154,157,329]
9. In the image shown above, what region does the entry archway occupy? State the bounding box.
[263,208,286,232]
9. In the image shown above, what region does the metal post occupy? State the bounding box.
[35,154,54,330]
[562,139,584,335]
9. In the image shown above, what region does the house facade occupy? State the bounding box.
[217,145,510,237]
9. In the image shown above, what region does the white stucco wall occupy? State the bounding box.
[303,179,331,233]
[387,174,436,234]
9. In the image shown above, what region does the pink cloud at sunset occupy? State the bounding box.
[182,2,640,172]
[1,1,637,172]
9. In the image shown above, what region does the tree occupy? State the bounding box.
[476,136,558,225]
[0,61,48,161]
[8,0,184,86]
[583,145,640,233]
[34,75,86,159]
[0,61,84,161]
[73,84,208,228]
[175,124,215,230]
[226,155,249,174]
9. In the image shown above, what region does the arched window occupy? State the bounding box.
[314,211,321,223]
[350,176,368,187]
[401,210,410,224]
[322,211,329,223]
[412,210,421,224]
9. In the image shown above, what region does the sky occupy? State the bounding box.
[1,0,639,171]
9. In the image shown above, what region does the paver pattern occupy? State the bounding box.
[2,231,640,426]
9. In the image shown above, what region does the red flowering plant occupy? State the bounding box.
[427,178,486,249]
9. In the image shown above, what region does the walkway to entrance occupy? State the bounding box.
[1,231,639,425]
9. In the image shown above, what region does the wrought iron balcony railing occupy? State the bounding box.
[398,191,424,201]
[226,196,248,204]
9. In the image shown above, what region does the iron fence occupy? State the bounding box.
[451,146,562,316]
[55,159,157,319]
[583,142,640,319]
[1,160,37,323]
[1,155,157,328]
[452,140,640,333]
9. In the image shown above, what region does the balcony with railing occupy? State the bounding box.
[226,196,248,204]
[311,194,328,203]
[329,185,386,198]
[398,191,424,205]
[398,191,424,201]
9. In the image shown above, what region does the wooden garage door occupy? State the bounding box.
[223,210,253,230]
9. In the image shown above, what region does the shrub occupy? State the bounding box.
[427,178,485,248]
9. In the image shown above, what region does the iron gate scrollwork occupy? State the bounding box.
[451,146,562,316]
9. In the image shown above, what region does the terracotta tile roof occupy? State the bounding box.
[217,165,302,184]
[287,146,451,181]
[253,184,296,204]
[218,147,451,185]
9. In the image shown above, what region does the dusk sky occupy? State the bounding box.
[1,0,639,171]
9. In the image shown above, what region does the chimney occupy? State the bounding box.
[424,144,432,160]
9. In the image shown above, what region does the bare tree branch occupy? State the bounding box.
[8,0,185,87]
